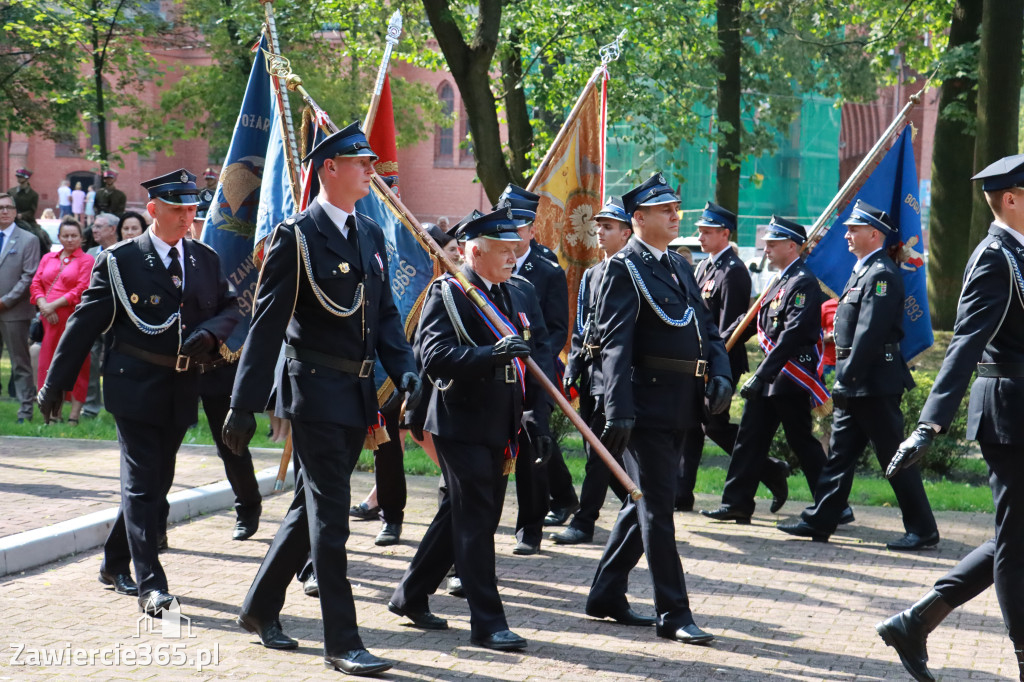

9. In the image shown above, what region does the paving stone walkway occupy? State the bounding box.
[0,437,1016,680]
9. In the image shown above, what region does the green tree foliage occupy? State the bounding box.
[2,0,178,167]
[160,0,445,161]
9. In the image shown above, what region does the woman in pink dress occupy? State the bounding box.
[71,182,86,224]
[31,217,95,424]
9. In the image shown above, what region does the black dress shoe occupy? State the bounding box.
[99,570,138,596]
[303,575,319,598]
[838,506,855,525]
[550,526,593,545]
[324,649,393,676]
[237,612,299,649]
[586,603,656,626]
[349,502,381,521]
[139,590,177,617]
[764,460,791,513]
[375,522,401,546]
[471,629,527,651]
[512,540,539,555]
[886,531,940,551]
[657,623,715,644]
[232,515,259,541]
[543,503,578,527]
[777,520,830,542]
[699,507,751,524]
[387,601,448,630]
[446,576,465,598]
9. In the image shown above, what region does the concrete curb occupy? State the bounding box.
[0,465,294,578]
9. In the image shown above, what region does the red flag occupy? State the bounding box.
[369,74,400,196]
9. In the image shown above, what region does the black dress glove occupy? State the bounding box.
[886,424,936,479]
[222,408,257,457]
[563,370,578,398]
[37,384,63,423]
[831,381,849,411]
[533,434,555,466]
[705,376,734,415]
[398,372,423,411]
[600,417,634,456]
[492,335,531,364]
[181,329,216,359]
[739,374,765,400]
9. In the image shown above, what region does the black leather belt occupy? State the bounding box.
[285,344,373,378]
[117,341,193,372]
[977,363,1024,378]
[835,343,899,360]
[638,355,707,377]
[197,357,229,374]
[494,364,518,383]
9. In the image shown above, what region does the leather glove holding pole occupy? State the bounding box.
[284,70,643,502]
[492,335,531,364]
[705,376,733,415]
[398,371,423,411]
[222,408,257,457]
[886,424,935,479]
[180,329,216,359]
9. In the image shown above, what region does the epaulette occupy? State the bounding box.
[875,261,885,269]
[615,251,627,260]
[355,211,381,231]
[510,273,530,283]
[190,239,217,255]
[105,239,132,253]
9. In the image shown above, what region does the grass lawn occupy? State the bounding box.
[0,329,993,513]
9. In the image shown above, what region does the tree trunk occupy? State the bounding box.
[969,0,1024,246]
[92,0,108,166]
[502,37,531,183]
[927,0,982,329]
[715,0,742,214]
[422,0,514,204]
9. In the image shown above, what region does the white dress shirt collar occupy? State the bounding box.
[317,194,354,238]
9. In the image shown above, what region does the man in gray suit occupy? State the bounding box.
[83,212,119,418]
[0,193,41,422]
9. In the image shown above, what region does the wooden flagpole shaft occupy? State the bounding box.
[525,66,604,193]
[725,83,929,353]
[274,433,292,491]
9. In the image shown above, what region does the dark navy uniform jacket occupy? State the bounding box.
[46,231,238,428]
[231,200,415,428]
[833,249,914,396]
[517,245,569,357]
[921,224,1024,443]
[597,238,730,431]
[751,259,824,397]
[565,259,608,398]
[695,248,751,381]
[419,266,554,451]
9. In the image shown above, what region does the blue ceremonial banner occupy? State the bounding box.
[357,185,433,339]
[255,79,296,255]
[202,34,291,354]
[806,125,932,361]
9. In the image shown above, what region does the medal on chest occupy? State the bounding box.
[702,278,715,299]
[769,288,785,310]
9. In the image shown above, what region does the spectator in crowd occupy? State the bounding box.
[71,183,86,225]
[117,211,147,241]
[82,213,121,419]
[57,180,72,218]
[32,217,94,424]
[0,192,41,423]
[85,186,96,227]
[40,208,55,220]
